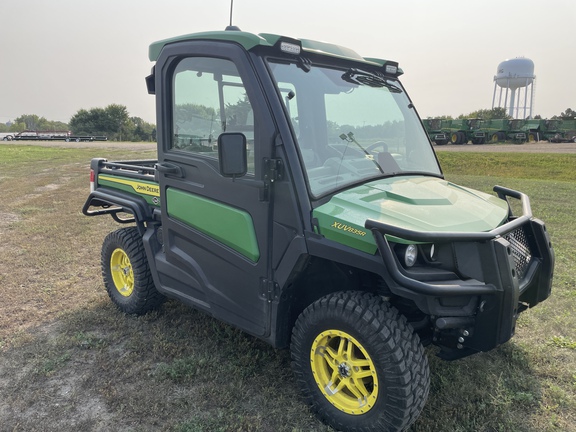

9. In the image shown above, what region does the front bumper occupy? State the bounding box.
[365,186,554,359]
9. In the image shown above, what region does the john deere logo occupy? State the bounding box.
[136,183,160,195]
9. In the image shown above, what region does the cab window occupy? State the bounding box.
[172,57,255,173]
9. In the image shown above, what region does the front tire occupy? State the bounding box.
[101,227,165,315]
[291,292,429,432]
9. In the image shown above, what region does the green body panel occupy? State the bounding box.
[522,119,542,132]
[97,174,160,207]
[560,120,576,139]
[149,31,271,61]
[149,30,398,72]
[561,119,575,131]
[166,188,260,262]
[313,176,509,254]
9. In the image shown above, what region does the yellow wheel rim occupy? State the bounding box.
[110,248,134,297]
[310,330,378,415]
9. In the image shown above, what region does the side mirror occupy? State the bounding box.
[218,132,247,178]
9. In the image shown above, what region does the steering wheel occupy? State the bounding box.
[365,141,390,153]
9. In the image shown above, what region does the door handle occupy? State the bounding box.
[155,162,184,178]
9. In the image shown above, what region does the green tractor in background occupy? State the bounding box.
[558,119,576,142]
[484,119,526,144]
[422,118,449,145]
[524,119,575,143]
[447,118,487,145]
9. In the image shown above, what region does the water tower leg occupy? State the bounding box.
[492,82,498,109]
[509,88,516,118]
[529,82,535,119]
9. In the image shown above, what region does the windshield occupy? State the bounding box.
[268,61,441,197]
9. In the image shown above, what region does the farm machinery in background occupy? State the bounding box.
[423,117,576,145]
[1,130,108,142]
[522,119,576,143]
[484,119,527,144]
[421,118,449,145]
[446,119,487,145]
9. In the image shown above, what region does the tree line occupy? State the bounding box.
[2,106,574,142]
[1,104,155,142]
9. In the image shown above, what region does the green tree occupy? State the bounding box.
[10,114,69,132]
[557,108,576,120]
[224,96,251,129]
[69,104,136,140]
[130,117,156,142]
[9,122,27,133]
[70,108,102,135]
[458,107,510,120]
[105,104,130,140]
[14,114,43,130]
[50,121,69,130]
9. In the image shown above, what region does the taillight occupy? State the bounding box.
[90,169,95,192]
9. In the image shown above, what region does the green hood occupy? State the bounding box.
[313,176,509,254]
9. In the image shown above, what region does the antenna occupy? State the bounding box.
[226,0,241,31]
[229,0,234,27]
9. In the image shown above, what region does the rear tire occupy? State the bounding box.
[291,292,429,432]
[101,227,165,315]
[450,132,459,144]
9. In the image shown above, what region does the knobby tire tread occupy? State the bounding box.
[291,291,429,432]
[101,227,165,315]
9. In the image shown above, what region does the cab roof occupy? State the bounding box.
[148,30,402,74]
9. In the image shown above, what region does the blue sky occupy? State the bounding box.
[1,0,574,124]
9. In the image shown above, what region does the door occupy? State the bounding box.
[155,42,276,337]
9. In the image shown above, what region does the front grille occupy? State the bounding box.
[504,227,532,280]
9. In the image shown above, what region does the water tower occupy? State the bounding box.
[492,58,535,119]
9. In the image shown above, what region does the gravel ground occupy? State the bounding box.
[433,140,576,153]
[2,139,575,153]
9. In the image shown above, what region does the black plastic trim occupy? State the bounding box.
[82,188,153,235]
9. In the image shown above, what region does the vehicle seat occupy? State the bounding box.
[378,152,400,173]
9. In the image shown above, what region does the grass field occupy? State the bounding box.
[0,145,574,431]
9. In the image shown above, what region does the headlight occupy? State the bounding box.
[403,244,418,267]
[428,244,437,261]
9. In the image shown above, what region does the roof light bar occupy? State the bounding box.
[280,41,301,55]
[385,64,398,75]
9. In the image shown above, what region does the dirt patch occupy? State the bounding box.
[0,211,20,227]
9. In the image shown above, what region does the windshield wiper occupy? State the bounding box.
[342,69,402,93]
[339,132,384,174]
